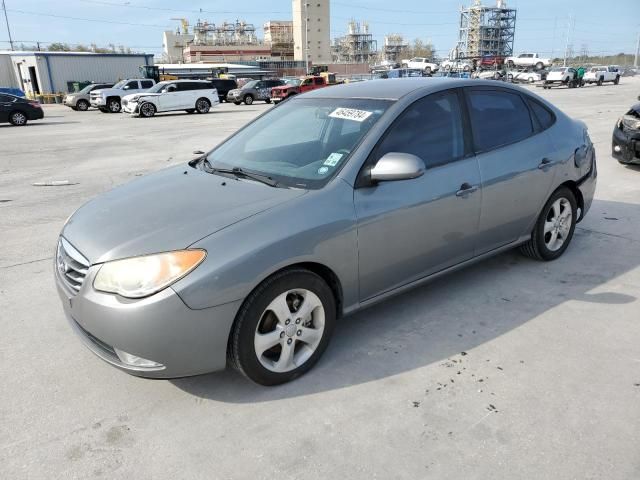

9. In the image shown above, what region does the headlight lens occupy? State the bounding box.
[131,95,140,102]
[93,250,206,298]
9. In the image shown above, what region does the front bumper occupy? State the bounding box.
[55,256,241,378]
[122,100,138,114]
[226,92,241,102]
[612,126,640,164]
[90,97,106,107]
[63,97,76,107]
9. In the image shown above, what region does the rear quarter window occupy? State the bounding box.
[140,80,154,89]
[526,98,555,131]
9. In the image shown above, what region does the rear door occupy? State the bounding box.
[465,87,559,254]
[354,89,482,300]
[0,94,14,122]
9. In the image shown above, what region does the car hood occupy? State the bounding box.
[123,92,159,101]
[62,165,306,264]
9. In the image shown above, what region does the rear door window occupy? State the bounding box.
[467,89,534,152]
[140,80,154,89]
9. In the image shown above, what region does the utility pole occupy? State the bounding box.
[563,13,572,67]
[2,0,14,51]
[304,2,309,74]
[635,31,639,68]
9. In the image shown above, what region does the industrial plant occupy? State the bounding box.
[456,0,517,60]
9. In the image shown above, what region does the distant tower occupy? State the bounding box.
[292,0,331,64]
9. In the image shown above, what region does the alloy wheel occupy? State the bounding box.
[196,99,210,113]
[544,198,572,252]
[10,112,27,125]
[254,289,325,373]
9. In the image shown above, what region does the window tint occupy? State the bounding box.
[140,80,154,89]
[527,98,555,131]
[467,90,533,152]
[125,81,138,89]
[177,82,197,91]
[375,91,465,169]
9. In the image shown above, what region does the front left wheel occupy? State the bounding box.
[228,269,336,385]
[139,102,156,117]
[520,187,577,261]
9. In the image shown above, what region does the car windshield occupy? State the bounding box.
[145,82,170,93]
[112,80,127,89]
[203,98,392,189]
[285,79,301,86]
[242,80,259,89]
[79,84,97,93]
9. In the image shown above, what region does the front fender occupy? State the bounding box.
[172,179,359,312]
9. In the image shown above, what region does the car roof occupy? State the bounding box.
[302,77,526,101]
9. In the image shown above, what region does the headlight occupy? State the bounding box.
[131,95,140,102]
[93,250,206,298]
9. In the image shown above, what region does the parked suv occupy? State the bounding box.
[211,78,237,103]
[584,66,621,86]
[543,67,577,88]
[122,80,219,117]
[226,79,284,105]
[64,83,113,111]
[90,79,155,113]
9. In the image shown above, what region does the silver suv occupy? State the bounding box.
[226,79,285,105]
[63,83,113,111]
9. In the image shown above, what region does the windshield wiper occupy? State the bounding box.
[201,160,280,188]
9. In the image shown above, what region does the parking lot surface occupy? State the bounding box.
[2,80,640,479]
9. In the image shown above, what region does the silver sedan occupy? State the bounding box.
[55,78,597,385]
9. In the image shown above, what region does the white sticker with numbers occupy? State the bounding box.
[323,152,344,166]
[329,107,373,122]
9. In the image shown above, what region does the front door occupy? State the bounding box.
[464,88,559,254]
[354,90,482,301]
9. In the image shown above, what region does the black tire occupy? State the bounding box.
[195,98,211,113]
[219,96,225,103]
[507,60,515,69]
[535,62,544,70]
[614,75,620,85]
[139,102,156,118]
[424,66,432,74]
[70,106,78,111]
[107,97,121,113]
[520,186,577,261]
[228,269,336,386]
[9,110,28,126]
[76,99,90,111]
[243,94,254,105]
[233,101,241,105]
[185,109,196,114]
[597,77,603,86]
[99,107,108,113]
[265,98,271,104]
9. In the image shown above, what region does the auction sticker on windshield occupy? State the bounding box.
[324,152,344,166]
[329,107,373,122]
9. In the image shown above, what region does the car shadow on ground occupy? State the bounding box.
[171,199,638,403]
[0,121,80,128]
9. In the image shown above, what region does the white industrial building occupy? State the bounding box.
[0,51,154,96]
[292,0,331,63]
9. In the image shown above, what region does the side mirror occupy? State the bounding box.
[123,86,130,90]
[369,152,425,183]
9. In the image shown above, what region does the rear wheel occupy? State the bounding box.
[424,66,432,74]
[9,110,28,126]
[195,98,211,113]
[597,77,603,86]
[228,269,336,385]
[139,102,156,118]
[520,187,577,261]
[614,75,620,85]
[243,94,254,105]
[76,99,89,111]
[233,101,241,105]
[185,109,196,114]
[535,61,544,70]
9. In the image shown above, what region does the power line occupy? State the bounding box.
[78,0,289,15]
[6,8,173,28]
[1,0,13,50]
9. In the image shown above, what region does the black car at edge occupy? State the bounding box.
[0,94,44,126]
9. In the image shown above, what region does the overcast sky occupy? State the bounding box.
[2,0,638,58]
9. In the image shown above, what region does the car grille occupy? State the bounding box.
[56,238,90,295]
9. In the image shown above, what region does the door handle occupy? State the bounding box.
[456,183,479,197]
[538,158,557,169]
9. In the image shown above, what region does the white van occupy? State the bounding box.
[122,80,219,117]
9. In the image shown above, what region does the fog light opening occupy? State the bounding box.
[613,145,621,153]
[114,348,164,369]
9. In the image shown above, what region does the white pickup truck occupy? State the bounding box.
[584,65,621,86]
[90,78,155,113]
[401,57,439,74]
[505,53,551,70]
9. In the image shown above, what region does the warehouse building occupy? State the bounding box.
[0,51,154,96]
